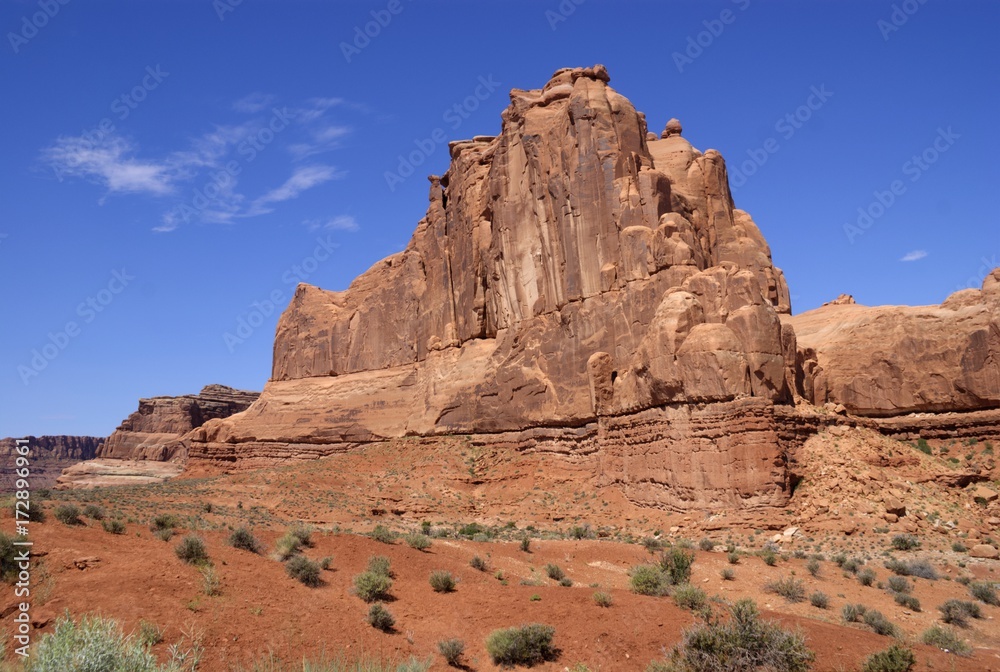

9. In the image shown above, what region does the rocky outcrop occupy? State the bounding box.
[191,66,797,511]
[786,270,1000,417]
[98,385,258,461]
[0,436,103,490]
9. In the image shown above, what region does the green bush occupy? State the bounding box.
[367,555,393,577]
[660,546,695,585]
[286,556,322,587]
[437,638,465,666]
[862,609,899,637]
[860,644,915,672]
[764,576,805,603]
[289,525,313,547]
[153,528,174,542]
[760,548,778,566]
[892,592,920,611]
[1,532,28,583]
[274,532,303,561]
[102,519,126,535]
[82,504,105,521]
[544,563,565,581]
[429,570,456,593]
[951,541,968,553]
[367,603,395,632]
[149,513,178,532]
[370,525,396,544]
[720,567,735,581]
[485,624,557,666]
[915,438,932,455]
[842,558,862,574]
[857,568,877,587]
[653,599,813,672]
[405,533,432,551]
[354,571,393,602]
[520,535,531,553]
[891,534,920,551]
[53,504,82,526]
[24,613,164,672]
[921,625,971,656]
[842,603,868,623]
[672,584,707,612]
[470,555,488,572]
[809,592,829,609]
[228,527,263,554]
[630,564,670,596]
[174,535,208,564]
[939,599,981,627]
[970,581,999,606]
[592,591,612,607]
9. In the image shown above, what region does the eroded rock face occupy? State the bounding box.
[99,385,258,461]
[192,66,795,512]
[786,270,1000,417]
[0,436,102,490]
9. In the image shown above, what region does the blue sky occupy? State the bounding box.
[2,0,997,438]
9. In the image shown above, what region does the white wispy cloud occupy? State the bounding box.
[247,165,343,216]
[43,135,176,196]
[900,250,928,262]
[233,92,275,114]
[303,215,359,232]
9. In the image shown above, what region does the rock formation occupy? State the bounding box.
[0,435,102,489]
[98,384,259,462]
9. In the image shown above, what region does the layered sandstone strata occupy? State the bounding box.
[0,435,103,490]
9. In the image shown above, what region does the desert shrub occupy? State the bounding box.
[228,527,263,554]
[892,592,921,611]
[367,603,395,632]
[405,533,432,551]
[806,559,820,577]
[860,644,915,672]
[727,551,740,565]
[672,584,707,612]
[720,567,735,581]
[286,556,322,587]
[842,603,868,623]
[470,555,488,572]
[915,438,932,455]
[429,570,456,593]
[544,563,565,581]
[810,592,829,609]
[273,532,303,561]
[886,576,911,594]
[842,558,862,574]
[970,581,1000,606]
[370,525,396,544]
[287,525,313,547]
[891,534,920,551]
[82,504,105,520]
[955,575,972,585]
[698,538,714,552]
[833,552,848,567]
[367,555,393,577]
[0,532,28,583]
[149,513,178,532]
[53,504,82,526]
[559,576,573,587]
[174,535,208,565]
[153,528,174,542]
[952,541,968,553]
[921,624,971,656]
[569,524,591,540]
[24,613,162,672]
[592,591,613,607]
[764,576,805,603]
[857,568,877,587]
[660,546,695,585]
[355,571,392,602]
[862,609,899,637]
[630,564,670,596]
[520,536,531,553]
[485,624,557,666]
[319,556,332,570]
[643,537,665,554]
[10,501,46,522]
[939,599,981,627]
[653,598,813,672]
[102,519,126,535]
[885,558,938,580]
[437,638,465,666]
[200,565,222,596]
[760,548,778,566]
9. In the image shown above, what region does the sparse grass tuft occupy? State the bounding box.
[470,555,488,572]
[592,591,612,607]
